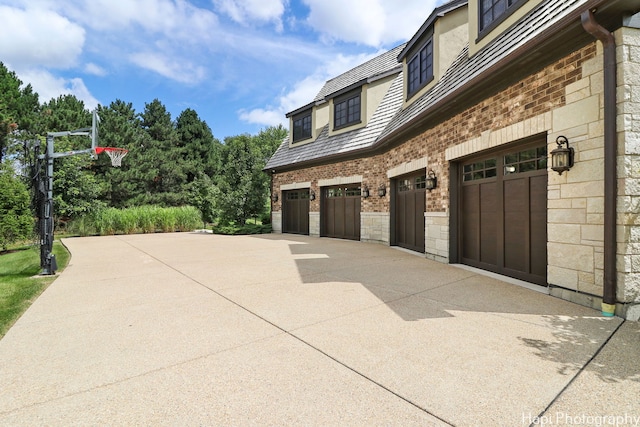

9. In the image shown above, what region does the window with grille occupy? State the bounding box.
[334,90,361,130]
[292,111,312,143]
[407,39,433,98]
[479,0,524,34]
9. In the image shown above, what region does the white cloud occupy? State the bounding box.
[303,0,439,47]
[0,5,85,69]
[129,52,206,84]
[84,63,107,77]
[67,78,100,110]
[213,0,286,30]
[54,0,219,40]
[17,68,100,110]
[239,108,287,128]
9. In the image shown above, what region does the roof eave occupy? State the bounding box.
[285,101,318,118]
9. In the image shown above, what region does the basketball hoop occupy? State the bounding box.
[95,147,128,167]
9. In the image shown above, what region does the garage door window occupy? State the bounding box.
[398,175,427,191]
[327,187,361,197]
[504,146,547,175]
[463,159,497,181]
[287,191,309,200]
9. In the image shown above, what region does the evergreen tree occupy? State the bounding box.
[136,99,187,206]
[0,62,40,163]
[39,95,92,141]
[175,108,221,181]
[94,100,145,207]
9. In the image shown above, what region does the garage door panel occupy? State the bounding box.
[504,179,526,272]
[462,186,479,261]
[480,182,498,266]
[460,141,547,286]
[397,194,407,246]
[344,198,360,240]
[335,198,345,237]
[415,191,425,250]
[530,175,548,278]
[395,173,426,253]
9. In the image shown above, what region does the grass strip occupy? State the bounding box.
[0,242,69,339]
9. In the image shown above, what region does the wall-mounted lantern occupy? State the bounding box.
[425,170,437,191]
[550,135,574,175]
[362,185,369,198]
[271,193,278,203]
[378,184,386,197]
[310,190,316,201]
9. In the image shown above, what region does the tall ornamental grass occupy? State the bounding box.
[67,206,202,236]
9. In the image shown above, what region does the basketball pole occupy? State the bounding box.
[37,111,99,275]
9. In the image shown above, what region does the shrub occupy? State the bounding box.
[212,223,272,235]
[67,205,202,236]
[0,163,34,250]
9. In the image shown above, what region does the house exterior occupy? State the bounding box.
[265,0,640,320]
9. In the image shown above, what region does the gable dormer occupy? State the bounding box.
[286,102,316,147]
[284,44,405,146]
[398,0,468,106]
[469,0,544,55]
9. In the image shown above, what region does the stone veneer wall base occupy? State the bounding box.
[310,212,320,237]
[271,211,282,233]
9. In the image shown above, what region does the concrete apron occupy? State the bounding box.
[0,233,636,426]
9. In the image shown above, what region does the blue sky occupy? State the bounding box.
[0,0,443,140]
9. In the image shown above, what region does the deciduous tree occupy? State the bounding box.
[0,162,33,250]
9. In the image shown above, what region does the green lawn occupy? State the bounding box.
[0,242,69,339]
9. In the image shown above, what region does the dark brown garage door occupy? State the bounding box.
[322,186,361,240]
[282,189,309,235]
[394,172,426,253]
[460,142,547,285]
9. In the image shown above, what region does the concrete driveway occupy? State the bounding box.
[0,233,638,426]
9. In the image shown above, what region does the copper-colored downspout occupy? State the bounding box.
[581,10,617,316]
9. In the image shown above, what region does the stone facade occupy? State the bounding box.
[617,26,640,320]
[361,212,390,244]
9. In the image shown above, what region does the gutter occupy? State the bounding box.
[581,10,618,317]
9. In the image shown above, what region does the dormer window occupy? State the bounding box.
[407,39,433,98]
[479,0,524,34]
[292,111,312,143]
[334,90,361,130]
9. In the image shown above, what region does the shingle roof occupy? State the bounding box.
[312,44,406,102]
[267,44,407,170]
[266,73,404,170]
[267,0,602,172]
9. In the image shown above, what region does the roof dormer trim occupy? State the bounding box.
[398,0,468,62]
